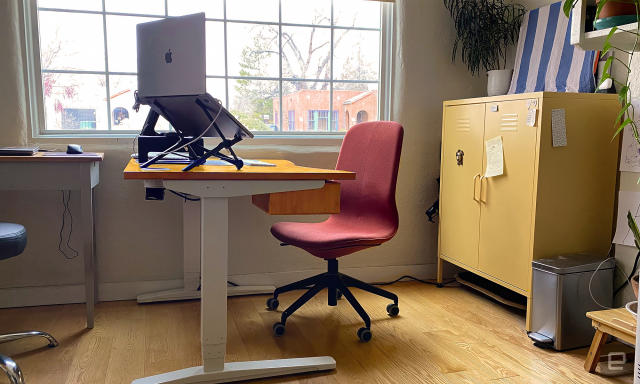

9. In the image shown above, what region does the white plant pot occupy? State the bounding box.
[487,69,513,96]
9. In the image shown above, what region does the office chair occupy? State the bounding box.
[0,223,58,384]
[266,121,403,342]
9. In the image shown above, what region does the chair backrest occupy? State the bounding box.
[330,121,403,238]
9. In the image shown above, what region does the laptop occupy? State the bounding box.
[135,13,253,140]
[136,13,206,98]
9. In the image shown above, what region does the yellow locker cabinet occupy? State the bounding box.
[437,92,620,330]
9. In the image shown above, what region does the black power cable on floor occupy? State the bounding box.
[373,275,458,287]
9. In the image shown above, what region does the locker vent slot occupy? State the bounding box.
[500,113,518,131]
[456,119,471,132]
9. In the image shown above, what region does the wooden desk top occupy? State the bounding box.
[123,159,356,181]
[0,152,104,163]
[587,307,636,337]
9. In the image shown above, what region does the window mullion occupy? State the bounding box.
[101,0,112,130]
[223,0,229,108]
[278,0,283,132]
[329,0,334,132]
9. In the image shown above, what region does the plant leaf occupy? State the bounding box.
[562,0,574,17]
[613,117,634,141]
[602,26,618,55]
[628,211,640,251]
[596,0,611,20]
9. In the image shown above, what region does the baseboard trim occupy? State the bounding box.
[0,264,436,308]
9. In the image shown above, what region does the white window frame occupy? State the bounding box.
[22,0,393,138]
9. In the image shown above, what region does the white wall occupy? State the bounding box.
[0,0,485,304]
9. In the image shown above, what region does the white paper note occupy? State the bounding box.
[551,108,567,147]
[526,108,537,127]
[484,136,504,178]
[613,190,640,246]
[621,124,640,172]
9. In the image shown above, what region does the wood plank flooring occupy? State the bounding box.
[0,282,633,383]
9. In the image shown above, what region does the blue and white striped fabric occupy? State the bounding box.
[508,2,596,94]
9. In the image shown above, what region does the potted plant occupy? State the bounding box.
[594,0,637,30]
[443,0,526,96]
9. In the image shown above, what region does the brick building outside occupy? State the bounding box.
[273,89,377,132]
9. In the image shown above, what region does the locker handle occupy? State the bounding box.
[472,174,480,202]
[480,176,487,203]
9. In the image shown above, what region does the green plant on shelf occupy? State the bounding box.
[563,0,640,143]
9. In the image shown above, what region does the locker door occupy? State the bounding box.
[478,100,538,291]
[439,104,485,268]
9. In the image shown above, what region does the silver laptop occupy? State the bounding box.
[136,13,206,97]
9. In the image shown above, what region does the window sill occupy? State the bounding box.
[30,133,344,154]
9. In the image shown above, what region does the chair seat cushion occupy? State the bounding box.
[0,223,27,260]
[271,217,396,259]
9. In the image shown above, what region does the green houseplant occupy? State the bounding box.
[443,0,527,95]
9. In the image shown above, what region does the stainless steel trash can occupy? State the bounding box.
[528,254,614,351]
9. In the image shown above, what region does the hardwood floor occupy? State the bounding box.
[0,282,633,384]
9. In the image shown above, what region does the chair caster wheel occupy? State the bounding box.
[266,297,279,310]
[436,283,444,288]
[386,303,399,317]
[273,322,285,336]
[357,327,372,342]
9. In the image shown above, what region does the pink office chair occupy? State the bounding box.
[266,121,404,342]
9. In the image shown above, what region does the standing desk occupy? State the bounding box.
[123,159,354,384]
[0,152,103,329]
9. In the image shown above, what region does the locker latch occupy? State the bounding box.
[456,149,464,166]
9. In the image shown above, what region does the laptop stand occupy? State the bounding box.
[134,93,248,171]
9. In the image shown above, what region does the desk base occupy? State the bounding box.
[131,356,336,384]
[136,285,275,303]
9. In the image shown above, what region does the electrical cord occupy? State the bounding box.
[168,190,201,202]
[58,191,79,260]
[614,250,640,297]
[373,275,458,287]
[144,98,224,166]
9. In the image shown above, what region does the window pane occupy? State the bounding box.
[42,73,108,130]
[333,0,381,29]
[227,23,279,77]
[109,75,172,131]
[38,11,105,71]
[226,0,278,22]
[105,0,165,15]
[206,78,226,106]
[334,30,379,81]
[281,0,330,25]
[167,0,223,18]
[206,21,225,76]
[282,26,331,80]
[38,0,102,11]
[280,81,330,132]
[228,79,279,132]
[334,82,378,131]
[107,15,160,73]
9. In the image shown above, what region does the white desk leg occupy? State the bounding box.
[137,199,274,304]
[80,187,95,329]
[201,197,228,371]
[131,196,335,384]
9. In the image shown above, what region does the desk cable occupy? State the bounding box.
[58,190,79,260]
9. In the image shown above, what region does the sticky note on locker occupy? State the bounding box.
[485,136,503,178]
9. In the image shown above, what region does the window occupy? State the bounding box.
[26,0,392,135]
[287,110,295,131]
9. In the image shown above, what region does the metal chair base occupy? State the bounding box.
[269,259,398,331]
[0,354,24,384]
[0,330,59,383]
